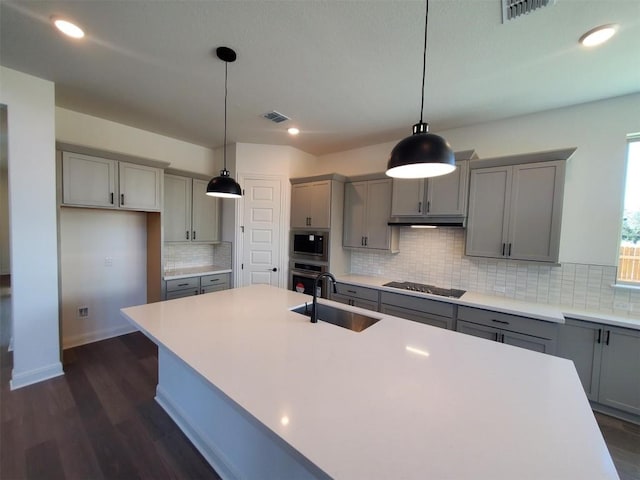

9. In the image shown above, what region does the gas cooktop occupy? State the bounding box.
[382,281,466,299]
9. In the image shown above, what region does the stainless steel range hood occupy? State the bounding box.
[387,216,466,228]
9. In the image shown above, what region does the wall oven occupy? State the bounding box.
[290,231,328,263]
[290,261,328,298]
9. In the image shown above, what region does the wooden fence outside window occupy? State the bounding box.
[619,245,640,283]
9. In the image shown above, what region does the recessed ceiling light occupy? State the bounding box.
[579,24,617,47]
[51,16,85,39]
[288,127,300,136]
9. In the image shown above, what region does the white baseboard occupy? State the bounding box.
[62,323,136,349]
[10,361,64,390]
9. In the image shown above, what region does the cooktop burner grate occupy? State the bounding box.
[383,281,466,299]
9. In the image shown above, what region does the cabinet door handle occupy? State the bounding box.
[177,283,189,287]
[495,332,500,342]
[361,236,364,246]
[186,230,190,240]
[492,319,510,325]
[120,193,124,206]
[347,290,357,294]
[427,201,430,213]
[605,330,610,345]
[193,230,196,240]
[110,192,114,204]
[201,289,205,294]
[364,236,368,246]
[194,289,199,295]
[209,278,220,283]
[418,201,422,213]
[501,333,505,343]
[508,243,512,256]
[596,328,602,344]
[502,243,506,256]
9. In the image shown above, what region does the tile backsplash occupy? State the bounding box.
[351,228,640,315]
[164,242,232,270]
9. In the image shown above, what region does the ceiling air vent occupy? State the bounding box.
[502,0,556,22]
[262,111,290,124]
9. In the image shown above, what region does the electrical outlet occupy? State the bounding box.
[77,306,89,318]
[104,256,113,267]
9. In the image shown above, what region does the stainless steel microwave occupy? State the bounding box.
[290,231,328,262]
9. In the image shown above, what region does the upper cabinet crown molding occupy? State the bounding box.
[56,142,170,169]
[469,147,576,170]
[290,173,347,185]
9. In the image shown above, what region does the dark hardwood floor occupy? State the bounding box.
[0,321,220,479]
[0,274,638,479]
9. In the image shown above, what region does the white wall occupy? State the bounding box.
[56,107,219,175]
[59,209,146,348]
[310,93,640,266]
[0,66,62,389]
[0,106,9,275]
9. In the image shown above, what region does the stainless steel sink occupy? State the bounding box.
[291,303,381,332]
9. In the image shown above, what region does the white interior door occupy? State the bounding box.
[240,177,283,287]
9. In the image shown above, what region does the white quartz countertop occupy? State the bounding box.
[121,284,617,480]
[337,274,640,330]
[163,265,232,280]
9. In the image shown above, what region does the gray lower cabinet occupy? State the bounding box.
[331,283,379,311]
[557,318,640,416]
[456,306,558,354]
[165,273,230,300]
[380,291,455,330]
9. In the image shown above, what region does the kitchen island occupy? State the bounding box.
[121,284,618,480]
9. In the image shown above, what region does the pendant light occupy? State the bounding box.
[386,0,455,179]
[206,46,242,198]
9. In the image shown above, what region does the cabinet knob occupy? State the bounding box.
[271,267,278,272]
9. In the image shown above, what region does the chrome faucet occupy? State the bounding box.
[311,272,337,323]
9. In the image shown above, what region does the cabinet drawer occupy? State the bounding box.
[457,306,557,340]
[166,288,199,300]
[201,284,228,294]
[381,304,453,330]
[380,291,454,318]
[201,273,230,287]
[166,276,200,292]
[335,283,379,302]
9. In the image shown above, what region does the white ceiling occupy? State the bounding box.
[1,0,639,156]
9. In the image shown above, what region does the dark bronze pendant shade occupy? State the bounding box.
[207,46,242,199]
[386,0,455,179]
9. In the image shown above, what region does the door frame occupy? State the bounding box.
[234,173,289,289]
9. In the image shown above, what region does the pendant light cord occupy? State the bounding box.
[419,0,429,124]
[223,61,228,171]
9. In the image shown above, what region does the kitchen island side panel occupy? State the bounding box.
[156,346,330,480]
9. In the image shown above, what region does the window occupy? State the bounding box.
[618,137,640,284]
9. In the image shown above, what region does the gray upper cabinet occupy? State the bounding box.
[62,152,117,208]
[62,151,162,211]
[344,178,398,251]
[391,152,475,220]
[291,181,331,229]
[118,162,162,211]
[558,318,640,417]
[164,174,220,243]
[391,178,425,216]
[466,159,566,263]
